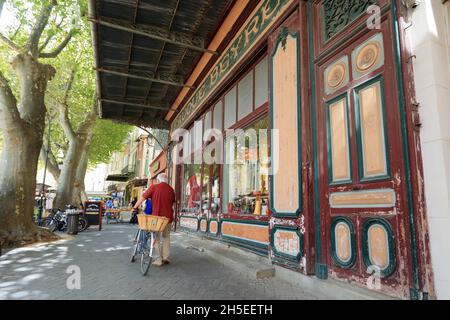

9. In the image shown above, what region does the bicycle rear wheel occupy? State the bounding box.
[43,218,57,232]
[140,232,153,276]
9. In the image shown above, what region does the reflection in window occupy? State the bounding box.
[204,111,211,134]
[202,165,210,214]
[213,101,222,132]
[182,164,201,213]
[211,164,220,214]
[238,70,253,120]
[255,56,268,108]
[224,86,237,129]
[223,117,269,215]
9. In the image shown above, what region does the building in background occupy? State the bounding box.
[84,163,109,200]
[104,127,168,206]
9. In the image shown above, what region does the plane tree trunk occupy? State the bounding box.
[74,143,90,205]
[0,55,58,246]
[53,89,97,209]
[53,138,83,208]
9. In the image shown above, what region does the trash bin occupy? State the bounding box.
[67,210,79,235]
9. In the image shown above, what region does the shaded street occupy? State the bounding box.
[0,224,318,300]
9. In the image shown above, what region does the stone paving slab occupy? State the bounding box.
[0,224,319,300]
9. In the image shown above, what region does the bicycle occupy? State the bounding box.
[129,213,169,276]
[42,205,89,232]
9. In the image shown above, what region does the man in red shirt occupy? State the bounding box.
[133,172,175,266]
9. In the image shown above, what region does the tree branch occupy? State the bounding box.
[59,101,76,142]
[38,33,54,53]
[56,69,77,142]
[39,29,75,58]
[40,137,61,181]
[77,95,98,136]
[0,32,22,53]
[10,22,23,41]
[0,70,22,126]
[63,67,76,105]
[27,0,57,58]
[37,16,64,53]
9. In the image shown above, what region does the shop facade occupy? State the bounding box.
[166,0,434,299]
[89,0,450,300]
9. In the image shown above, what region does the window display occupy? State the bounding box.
[211,164,220,215]
[182,164,201,213]
[178,55,269,218]
[202,165,210,214]
[223,117,269,215]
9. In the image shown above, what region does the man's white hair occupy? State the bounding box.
[157,172,168,183]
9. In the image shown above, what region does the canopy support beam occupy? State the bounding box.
[88,16,218,55]
[96,67,195,89]
[100,98,176,111]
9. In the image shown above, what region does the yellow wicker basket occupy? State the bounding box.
[137,214,169,232]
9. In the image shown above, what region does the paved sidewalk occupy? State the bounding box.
[0,224,319,300]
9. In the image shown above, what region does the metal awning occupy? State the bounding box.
[105,173,131,181]
[88,0,234,129]
[127,178,148,187]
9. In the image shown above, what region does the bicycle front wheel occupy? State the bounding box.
[130,229,140,263]
[140,232,153,276]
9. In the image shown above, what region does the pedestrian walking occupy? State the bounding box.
[106,198,113,210]
[129,197,139,224]
[132,173,175,267]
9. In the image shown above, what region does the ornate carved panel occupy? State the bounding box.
[352,33,385,79]
[322,0,377,41]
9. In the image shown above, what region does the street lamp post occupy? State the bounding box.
[37,116,51,226]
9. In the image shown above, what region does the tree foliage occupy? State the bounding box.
[88,119,133,167]
[1,0,132,171]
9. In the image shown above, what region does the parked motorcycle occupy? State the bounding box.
[43,205,89,232]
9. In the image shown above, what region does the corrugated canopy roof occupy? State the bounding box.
[88,0,234,129]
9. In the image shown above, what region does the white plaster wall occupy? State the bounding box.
[410,0,450,300]
[85,163,108,192]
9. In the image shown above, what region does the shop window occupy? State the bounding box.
[213,101,223,132]
[194,120,203,152]
[189,126,194,156]
[179,55,269,216]
[202,165,210,214]
[204,111,211,135]
[223,117,269,215]
[224,86,237,129]
[238,70,254,120]
[182,164,202,213]
[255,56,268,108]
[211,164,221,214]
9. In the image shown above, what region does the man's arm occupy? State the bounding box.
[133,187,152,210]
[133,198,145,210]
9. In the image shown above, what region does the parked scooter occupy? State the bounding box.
[43,205,89,232]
